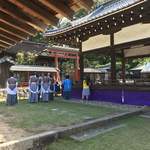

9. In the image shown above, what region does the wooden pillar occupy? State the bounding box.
[79,42,84,81]
[28,71,30,82]
[55,56,60,82]
[110,33,116,83]
[75,55,80,81]
[121,50,126,83]
[55,56,59,68]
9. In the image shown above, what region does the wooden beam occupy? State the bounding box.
[0,46,4,48]
[0,34,16,44]
[0,45,6,49]
[0,11,37,36]
[77,0,93,10]
[0,33,20,43]
[0,35,15,45]
[0,41,10,48]
[0,29,26,41]
[0,39,13,46]
[0,21,29,39]
[0,0,47,31]
[38,0,74,20]
[8,0,59,26]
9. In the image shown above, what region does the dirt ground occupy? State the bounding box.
[0,115,30,144]
[0,114,65,144]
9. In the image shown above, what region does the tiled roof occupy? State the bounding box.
[0,56,15,64]
[141,63,150,73]
[131,63,150,72]
[84,68,108,73]
[10,65,57,72]
[45,0,141,36]
[6,41,48,54]
[6,40,78,54]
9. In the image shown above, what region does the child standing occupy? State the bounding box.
[82,78,90,101]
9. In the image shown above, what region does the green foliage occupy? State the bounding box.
[57,18,71,28]
[90,0,113,11]
[126,59,139,70]
[26,52,38,65]
[57,9,87,28]
[16,52,25,65]
[16,51,37,65]
[138,57,150,65]
[61,60,75,75]
[126,57,150,70]
[84,58,92,68]
[84,53,110,68]
[29,32,46,43]
[73,9,87,19]
[84,52,150,72]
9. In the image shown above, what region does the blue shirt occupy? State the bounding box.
[62,79,72,92]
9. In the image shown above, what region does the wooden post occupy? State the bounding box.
[121,50,125,83]
[55,56,59,68]
[79,42,84,81]
[55,56,60,82]
[110,33,116,83]
[75,55,80,81]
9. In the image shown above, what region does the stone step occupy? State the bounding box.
[70,123,126,142]
[140,114,150,119]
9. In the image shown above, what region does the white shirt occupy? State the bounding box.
[6,82,17,95]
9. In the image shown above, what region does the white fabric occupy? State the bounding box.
[28,86,39,93]
[41,84,50,93]
[28,76,39,94]
[6,82,17,95]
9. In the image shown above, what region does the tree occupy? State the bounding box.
[16,51,25,64]
[61,60,75,75]
[73,9,87,19]
[92,0,112,9]
[26,52,38,65]
[84,58,92,68]
[84,53,110,68]
[29,32,46,43]
[16,51,37,65]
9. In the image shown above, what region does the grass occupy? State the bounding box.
[47,116,150,150]
[0,98,120,133]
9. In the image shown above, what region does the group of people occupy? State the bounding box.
[6,71,91,106]
[28,73,56,103]
[6,73,73,106]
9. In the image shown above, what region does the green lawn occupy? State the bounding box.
[48,116,150,150]
[0,99,120,133]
